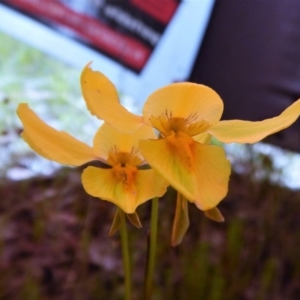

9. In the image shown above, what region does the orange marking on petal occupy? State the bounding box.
[149,115,169,137]
[107,151,143,167]
[112,164,138,195]
[187,120,211,136]
[165,132,196,171]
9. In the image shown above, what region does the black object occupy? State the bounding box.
[190,0,300,151]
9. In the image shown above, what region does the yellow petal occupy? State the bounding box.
[17,103,95,166]
[139,138,231,210]
[133,169,168,206]
[209,99,300,143]
[93,122,156,160]
[171,193,190,247]
[81,63,143,133]
[143,83,223,126]
[204,207,225,222]
[81,166,167,214]
[193,132,212,144]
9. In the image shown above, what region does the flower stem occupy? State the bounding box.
[120,210,132,300]
[144,197,159,300]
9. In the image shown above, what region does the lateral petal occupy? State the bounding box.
[139,139,231,210]
[17,103,95,166]
[193,132,212,144]
[143,83,223,126]
[133,169,168,206]
[81,63,143,133]
[209,99,300,144]
[81,167,167,214]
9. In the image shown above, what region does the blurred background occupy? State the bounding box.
[1,0,300,299]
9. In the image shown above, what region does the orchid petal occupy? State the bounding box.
[81,167,167,214]
[143,83,223,126]
[139,139,231,210]
[209,99,300,144]
[81,63,143,133]
[194,132,212,144]
[93,122,156,161]
[17,103,95,166]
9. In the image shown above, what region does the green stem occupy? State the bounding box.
[120,210,132,300]
[144,197,159,300]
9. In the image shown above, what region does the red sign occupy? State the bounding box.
[130,0,178,24]
[3,0,180,72]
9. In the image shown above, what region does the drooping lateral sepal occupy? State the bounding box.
[108,207,122,236]
[204,206,225,222]
[171,193,190,246]
[127,211,142,228]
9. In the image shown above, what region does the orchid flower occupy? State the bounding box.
[81,64,300,208]
[81,64,300,245]
[17,104,167,217]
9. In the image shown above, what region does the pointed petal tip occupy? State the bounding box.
[108,227,117,237]
[170,240,181,247]
[171,194,190,247]
[203,207,225,222]
[82,61,94,73]
[126,212,143,228]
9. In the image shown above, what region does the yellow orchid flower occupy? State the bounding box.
[17,104,167,214]
[81,64,300,213]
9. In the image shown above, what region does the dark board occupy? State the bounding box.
[190,0,300,151]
